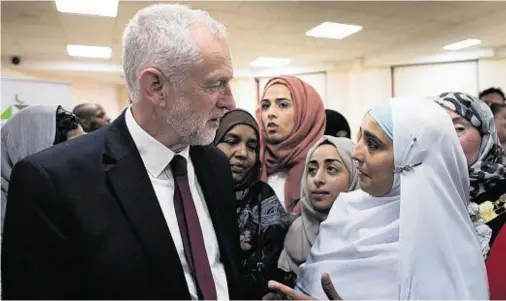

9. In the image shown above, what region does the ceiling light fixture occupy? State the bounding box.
[250,57,290,67]
[67,45,113,59]
[443,39,481,51]
[55,0,119,17]
[306,22,362,40]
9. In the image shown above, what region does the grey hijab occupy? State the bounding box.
[278,135,360,273]
[1,105,58,226]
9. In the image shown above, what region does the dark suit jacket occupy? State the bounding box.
[1,112,244,300]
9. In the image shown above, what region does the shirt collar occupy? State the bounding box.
[125,106,190,178]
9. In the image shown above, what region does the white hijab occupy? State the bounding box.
[296,97,489,300]
[1,105,58,226]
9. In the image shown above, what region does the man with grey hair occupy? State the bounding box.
[2,4,244,300]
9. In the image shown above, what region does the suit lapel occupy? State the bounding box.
[190,146,225,241]
[103,113,189,298]
[190,147,222,231]
[191,146,244,299]
[190,146,231,258]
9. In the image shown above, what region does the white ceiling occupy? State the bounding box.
[2,1,506,83]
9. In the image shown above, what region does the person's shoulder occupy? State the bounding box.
[257,180,277,195]
[487,178,506,200]
[474,178,506,204]
[191,144,229,165]
[21,128,107,172]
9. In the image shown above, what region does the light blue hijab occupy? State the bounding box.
[369,102,393,140]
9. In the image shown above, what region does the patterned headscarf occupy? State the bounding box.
[436,92,506,200]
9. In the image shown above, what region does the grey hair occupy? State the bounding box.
[122,3,227,103]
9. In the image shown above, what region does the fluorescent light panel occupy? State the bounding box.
[67,45,112,59]
[306,22,362,40]
[55,0,119,17]
[443,39,481,51]
[250,57,290,67]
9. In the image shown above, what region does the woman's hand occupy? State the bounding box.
[265,273,342,300]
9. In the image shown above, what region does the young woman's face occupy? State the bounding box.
[446,109,482,166]
[217,124,258,183]
[352,114,395,197]
[306,143,350,211]
[260,84,296,144]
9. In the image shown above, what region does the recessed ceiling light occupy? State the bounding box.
[250,57,290,67]
[67,45,112,59]
[443,39,481,51]
[55,0,119,17]
[306,22,362,40]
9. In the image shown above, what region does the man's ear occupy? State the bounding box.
[79,118,92,132]
[138,68,169,107]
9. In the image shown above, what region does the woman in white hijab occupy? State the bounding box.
[1,105,84,226]
[267,97,489,300]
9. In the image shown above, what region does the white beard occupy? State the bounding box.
[164,96,217,146]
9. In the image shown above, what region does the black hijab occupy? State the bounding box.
[324,109,351,138]
[214,109,261,192]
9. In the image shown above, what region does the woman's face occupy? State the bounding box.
[260,84,296,144]
[352,114,395,197]
[307,143,350,211]
[217,124,258,183]
[446,109,482,166]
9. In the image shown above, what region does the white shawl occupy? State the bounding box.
[297,97,489,299]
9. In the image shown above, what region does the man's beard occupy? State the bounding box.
[164,96,218,146]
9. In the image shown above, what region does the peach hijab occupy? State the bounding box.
[256,75,325,214]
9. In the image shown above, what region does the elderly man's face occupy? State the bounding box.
[163,29,235,145]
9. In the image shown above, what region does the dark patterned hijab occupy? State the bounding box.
[436,92,506,200]
[214,110,291,298]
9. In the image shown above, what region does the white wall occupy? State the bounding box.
[70,81,120,119]
[393,61,478,99]
[2,68,125,118]
[229,77,257,116]
[327,60,392,139]
[392,59,506,99]
[478,59,506,91]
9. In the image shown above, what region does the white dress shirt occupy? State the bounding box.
[267,171,287,210]
[125,107,229,300]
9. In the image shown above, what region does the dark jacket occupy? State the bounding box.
[1,112,244,300]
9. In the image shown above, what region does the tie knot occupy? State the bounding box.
[170,155,188,177]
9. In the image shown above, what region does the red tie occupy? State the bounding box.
[170,155,218,300]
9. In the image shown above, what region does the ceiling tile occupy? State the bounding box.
[2,23,64,39]
[59,14,115,46]
[2,1,505,77]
